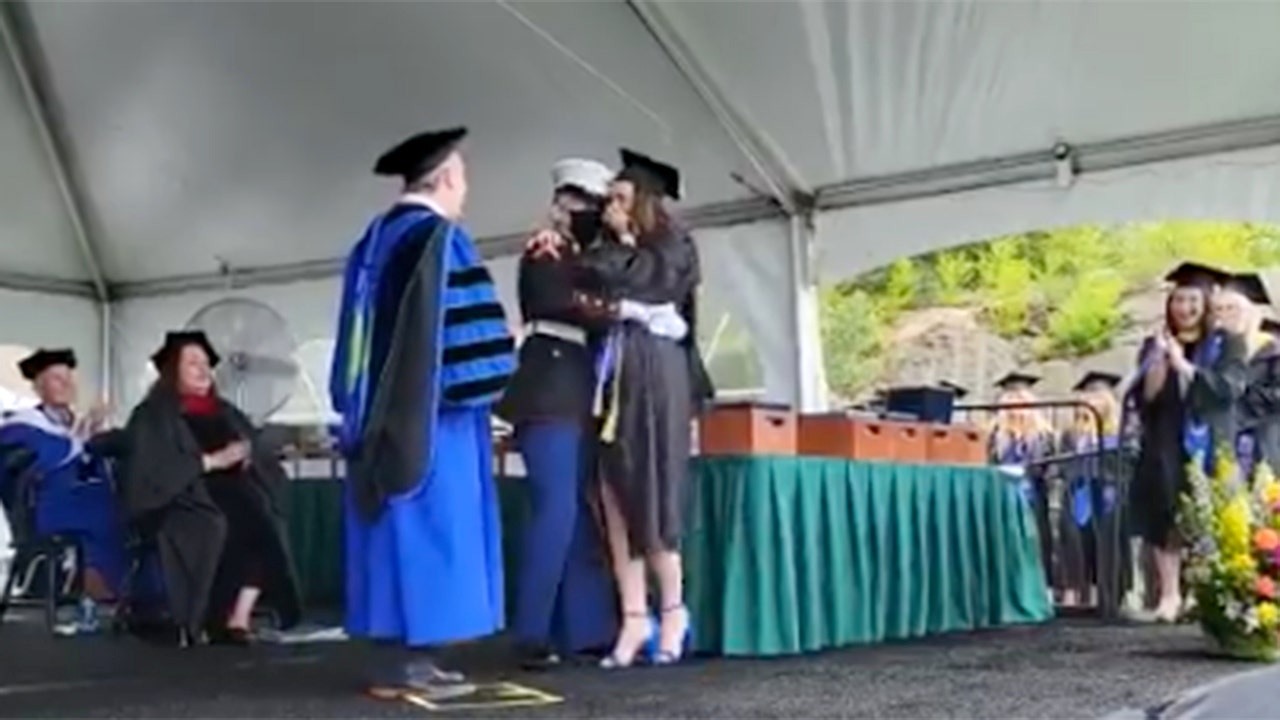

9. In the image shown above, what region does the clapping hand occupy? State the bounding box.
[204,440,250,472]
[86,400,110,433]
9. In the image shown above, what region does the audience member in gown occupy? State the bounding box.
[1055,371,1122,608]
[988,371,1055,588]
[0,348,125,630]
[120,331,300,646]
[1228,272,1280,478]
[1131,263,1246,622]
[495,157,619,669]
[555,150,714,668]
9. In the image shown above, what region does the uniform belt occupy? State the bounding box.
[526,320,587,346]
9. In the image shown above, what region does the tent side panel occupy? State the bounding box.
[0,288,99,409]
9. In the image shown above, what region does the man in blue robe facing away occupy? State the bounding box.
[330,126,515,700]
[0,348,125,633]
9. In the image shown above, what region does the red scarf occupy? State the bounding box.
[179,391,218,416]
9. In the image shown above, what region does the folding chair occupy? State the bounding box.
[0,442,84,633]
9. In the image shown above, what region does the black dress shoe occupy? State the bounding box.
[515,644,562,671]
[207,627,254,646]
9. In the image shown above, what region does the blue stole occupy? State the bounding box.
[438,227,515,406]
[1069,432,1120,528]
[333,209,435,451]
[332,207,513,452]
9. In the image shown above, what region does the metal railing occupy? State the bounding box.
[953,399,1136,621]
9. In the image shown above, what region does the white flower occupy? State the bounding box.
[1226,600,1245,621]
[1245,606,1261,633]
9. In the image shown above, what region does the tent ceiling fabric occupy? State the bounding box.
[12,0,761,283]
[659,0,1280,187]
[0,31,85,281]
[3,0,1280,287]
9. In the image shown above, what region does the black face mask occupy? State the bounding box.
[568,210,604,249]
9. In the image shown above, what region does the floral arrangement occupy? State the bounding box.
[1179,453,1280,661]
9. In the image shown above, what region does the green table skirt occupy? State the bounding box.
[285,457,1053,657]
[283,476,531,613]
[685,457,1053,657]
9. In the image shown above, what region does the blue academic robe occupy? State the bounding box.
[0,407,127,592]
[331,202,515,648]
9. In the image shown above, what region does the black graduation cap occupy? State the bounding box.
[373,127,467,184]
[1073,371,1121,392]
[1164,261,1229,289]
[994,371,1040,389]
[150,331,221,371]
[617,148,682,200]
[18,348,76,381]
[1224,272,1271,305]
[938,380,968,399]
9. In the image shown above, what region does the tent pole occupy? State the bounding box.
[788,213,827,412]
[99,300,112,406]
[0,1,109,302]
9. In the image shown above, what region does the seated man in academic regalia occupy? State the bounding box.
[0,348,126,632]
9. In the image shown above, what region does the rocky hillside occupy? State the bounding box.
[875,284,1167,402]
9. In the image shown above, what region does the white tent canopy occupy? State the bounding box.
[4,0,1280,418]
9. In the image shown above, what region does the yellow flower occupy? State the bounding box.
[1264,481,1280,507]
[1220,496,1254,556]
[1226,552,1258,579]
[1260,602,1279,629]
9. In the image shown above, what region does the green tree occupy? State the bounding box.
[975,238,1033,337]
[933,250,972,305]
[820,286,885,399]
[1043,271,1126,356]
[880,257,918,315]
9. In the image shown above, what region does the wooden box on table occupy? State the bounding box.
[698,402,797,456]
[924,424,988,465]
[797,413,928,462]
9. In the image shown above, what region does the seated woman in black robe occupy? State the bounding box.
[120,330,301,646]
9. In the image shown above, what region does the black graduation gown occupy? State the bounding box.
[1131,331,1247,546]
[119,389,301,637]
[1239,337,1280,475]
[575,227,712,555]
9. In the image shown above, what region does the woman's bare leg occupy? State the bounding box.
[647,549,688,659]
[1153,544,1182,620]
[227,587,261,630]
[600,481,649,666]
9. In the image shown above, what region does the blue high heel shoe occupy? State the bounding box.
[599,612,655,670]
[650,604,692,666]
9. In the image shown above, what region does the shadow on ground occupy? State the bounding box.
[0,613,1256,718]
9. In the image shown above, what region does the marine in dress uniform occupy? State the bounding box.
[495,158,619,670]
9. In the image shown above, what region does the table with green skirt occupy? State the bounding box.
[285,456,1053,657]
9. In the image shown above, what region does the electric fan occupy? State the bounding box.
[185,297,299,424]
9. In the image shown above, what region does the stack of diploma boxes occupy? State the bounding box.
[698,401,987,465]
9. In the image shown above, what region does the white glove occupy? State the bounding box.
[647,304,688,341]
[617,299,652,323]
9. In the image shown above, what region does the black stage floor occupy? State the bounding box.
[0,613,1258,719]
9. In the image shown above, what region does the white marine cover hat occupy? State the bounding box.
[551,158,613,198]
